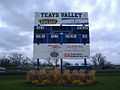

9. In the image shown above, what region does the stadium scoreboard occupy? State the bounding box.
[33,12,90,60]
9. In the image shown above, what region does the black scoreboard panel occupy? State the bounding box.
[34,26,89,32]
[34,26,89,44]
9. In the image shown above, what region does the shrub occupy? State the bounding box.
[62,70,72,84]
[40,79,50,85]
[79,71,87,82]
[47,68,61,85]
[38,70,48,81]
[32,80,39,85]
[72,80,81,85]
[71,70,80,80]
[26,70,32,81]
[88,70,96,81]
[26,70,38,81]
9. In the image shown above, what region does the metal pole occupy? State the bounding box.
[84,58,88,71]
[84,58,87,66]
[60,58,63,74]
[60,25,63,74]
[37,58,40,70]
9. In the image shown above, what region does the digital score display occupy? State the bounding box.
[34,26,89,44]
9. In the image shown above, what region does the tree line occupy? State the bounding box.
[0,53,32,70]
[0,52,114,70]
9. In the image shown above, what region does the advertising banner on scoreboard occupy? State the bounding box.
[33,44,90,60]
[62,44,90,59]
[33,44,62,60]
[35,12,88,25]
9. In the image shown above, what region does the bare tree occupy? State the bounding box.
[0,53,32,70]
[0,56,10,67]
[91,53,107,69]
[8,53,24,66]
[8,53,31,67]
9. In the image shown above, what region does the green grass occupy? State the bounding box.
[0,73,120,90]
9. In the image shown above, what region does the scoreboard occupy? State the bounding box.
[33,12,90,60]
[34,26,89,44]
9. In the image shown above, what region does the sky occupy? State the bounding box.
[0,0,120,64]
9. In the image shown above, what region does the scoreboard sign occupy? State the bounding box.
[35,12,88,25]
[33,12,90,60]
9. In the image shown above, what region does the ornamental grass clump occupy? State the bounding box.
[32,80,39,85]
[72,80,81,85]
[26,70,40,81]
[79,70,87,83]
[38,70,48,82]
[47,68,61,85]
[71,70,80,81]
[26,69,96,86]
[40,79,50,85]
[86,70,96,84]
[62,70,72,84]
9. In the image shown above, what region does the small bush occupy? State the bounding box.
[71,70,80,80]
[40,79,50,85]
[72,80,81,85]
[32,80,39,85]
[38,70,48,81]
[62,70,71,84]
[90,70,96,81]
[48,69,61,84]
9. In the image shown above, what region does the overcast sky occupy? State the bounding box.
[0,0,120,64]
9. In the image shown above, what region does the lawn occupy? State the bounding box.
[0,73,120,90]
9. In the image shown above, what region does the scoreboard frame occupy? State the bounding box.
[33,12,90,60]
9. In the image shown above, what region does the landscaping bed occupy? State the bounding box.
[26,69,96,86]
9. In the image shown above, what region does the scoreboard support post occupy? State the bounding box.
[84,58,87,70]
[37,58,40,70]
[60,58,63,74]
[84,58,87,65]
[60,30,63,74]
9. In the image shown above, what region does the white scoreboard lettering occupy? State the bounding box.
[35,12,88,25]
